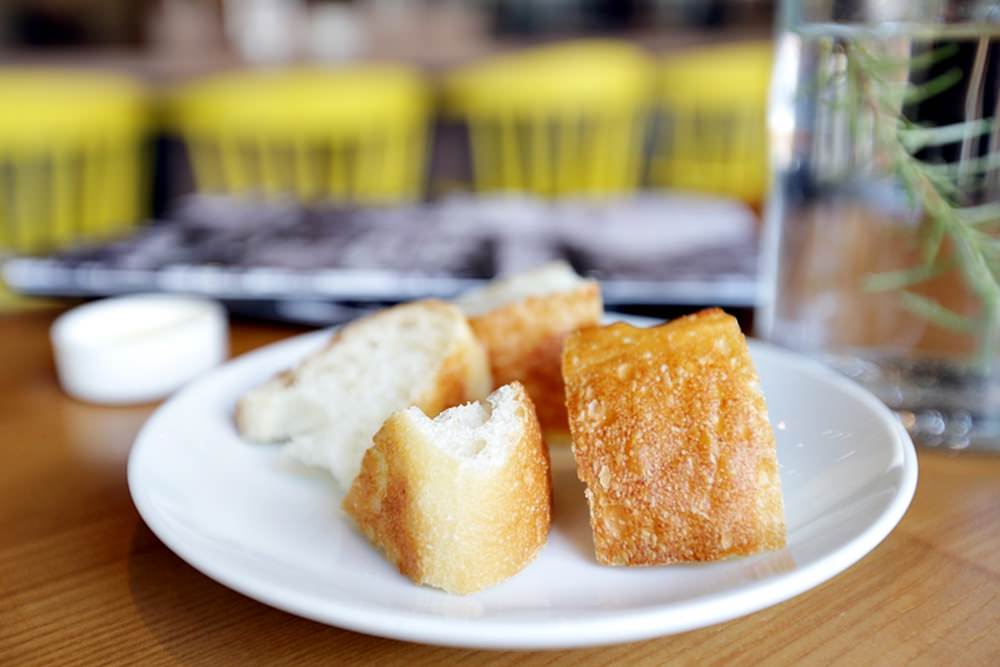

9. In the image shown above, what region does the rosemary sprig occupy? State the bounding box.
[962,203,1000,226]
[903,68,965,105]
[899,118,995,151]
[862,258,956,292]
[925,151,1000,179]
[845,37,1000,363]
[898,291,981,333]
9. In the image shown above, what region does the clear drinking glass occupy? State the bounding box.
[758,1,1000,450]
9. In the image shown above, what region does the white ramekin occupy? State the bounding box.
[51,294,228,404]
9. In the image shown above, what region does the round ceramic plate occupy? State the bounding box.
[128,316,918,650]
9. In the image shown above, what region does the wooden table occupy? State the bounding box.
[2,309,999,665]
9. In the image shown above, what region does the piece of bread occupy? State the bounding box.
[343,382,551,595]
[235,300,492,489]
[455,261,602,433]
[562,308,786,566]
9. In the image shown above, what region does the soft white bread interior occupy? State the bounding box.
[235,300,492,489]
[562,308,786,566]
[455,262,602,433]
[343,382,552,595]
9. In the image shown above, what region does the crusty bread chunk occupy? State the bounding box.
[343,382,551,595]
[456,262,602,433]
[562,308,786,566]
[236,300,491,489]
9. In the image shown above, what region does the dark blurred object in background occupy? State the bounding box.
[3,193,760,323]
[12,2,88,47]
[3,0,146,48]
[492,0,641,36]
[491,0,772,36]
[1,1,774,52]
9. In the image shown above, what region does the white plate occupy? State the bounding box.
[128,316,918,650]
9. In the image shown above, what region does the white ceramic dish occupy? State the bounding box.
[52,293,227,404]
[128,316,917,650]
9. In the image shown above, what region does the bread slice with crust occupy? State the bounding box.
[343,382,551,595]
[235,300,492,489]
[456,262,602,433]
[562,308,786,566]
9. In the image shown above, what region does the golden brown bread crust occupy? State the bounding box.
[562,308,786,566]
[342,382,552,594]
[468,282,602,433]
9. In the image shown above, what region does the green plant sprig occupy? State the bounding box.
[837,37,1000,364]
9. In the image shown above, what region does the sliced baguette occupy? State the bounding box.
[562,308,786,566]
[235,300,492,489]
[343,382,551,595]
[456,261,602,433]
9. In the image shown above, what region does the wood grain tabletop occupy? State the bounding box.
[2,308,998,666]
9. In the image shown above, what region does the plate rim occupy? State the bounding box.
[127,315,918,650]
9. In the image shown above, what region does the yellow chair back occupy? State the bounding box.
[0,69,148,254]
[445,40,652,197]
[169,65,429,203]
[650,41,773,203]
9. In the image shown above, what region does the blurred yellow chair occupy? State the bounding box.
[649,42,773,204]
[0,69,148,255]
[444,40,652,197]
[169,66,429,204]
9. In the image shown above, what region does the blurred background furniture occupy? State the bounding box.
[0,68,148,254]
[649,41,772,205]
[169,65,429,203]
[0,0,776,318]
[444,40,651,197]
